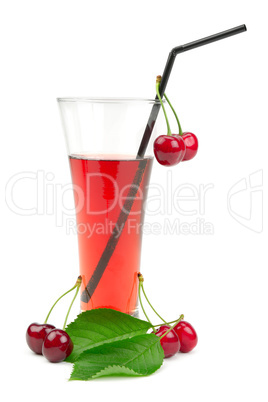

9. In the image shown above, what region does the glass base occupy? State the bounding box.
[130,306,139,318]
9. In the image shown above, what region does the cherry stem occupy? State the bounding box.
[138,278,156,332]
[44,276,82,324]
[159,314,184,340]
[164,93,183,136]
[156,76,171,135]
[63,276,82,330]
[137,273,184,336]
[151,317,183,328]
[140,282,168,325]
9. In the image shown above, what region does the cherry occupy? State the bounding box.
[181,132,198,161]
[42,329,73,363]
[174,321,198,353]
[153,325,180,358]
[138,273,183,359]
[154,135,186,166]
[153,75,186,167]
[162,92,198,162]
[26,323,55,354]
[26,276,81,361]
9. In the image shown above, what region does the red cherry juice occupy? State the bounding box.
[69,154,153,315]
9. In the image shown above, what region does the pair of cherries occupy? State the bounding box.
[26,276,81,363]
[26,323,73,362]
[153,76,198,166]
[138,273,198,358]
[154,321,198,358]
[154,132,198,166]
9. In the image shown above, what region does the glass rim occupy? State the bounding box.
[57,97,164,104]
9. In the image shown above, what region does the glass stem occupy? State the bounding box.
[164,93,183,136]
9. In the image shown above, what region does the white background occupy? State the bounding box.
[1,0,267,401]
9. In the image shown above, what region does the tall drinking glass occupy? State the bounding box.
[57,98,163,316]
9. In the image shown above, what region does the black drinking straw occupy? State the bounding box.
[81,24,247,304]
[137,24,247,158]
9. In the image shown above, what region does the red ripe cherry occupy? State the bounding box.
[153,325,180,358]
[153,135,186,166]
[181,132,198,161]
[26,323,56,354]
[174,321,198,353]
[42,329,73,363]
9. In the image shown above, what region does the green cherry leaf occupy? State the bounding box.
[69,333,164,380]
[65,308,152,362]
